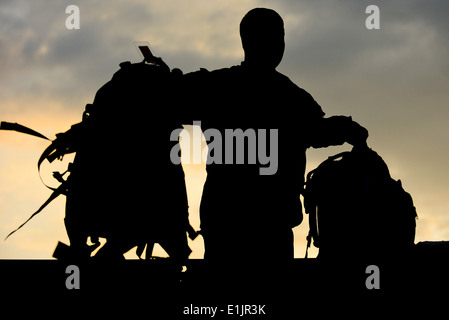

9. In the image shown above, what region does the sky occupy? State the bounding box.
[1,0,449,259]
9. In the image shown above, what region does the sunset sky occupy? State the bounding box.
[1,0,448,259]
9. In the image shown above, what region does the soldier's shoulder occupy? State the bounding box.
[274,71,314,97]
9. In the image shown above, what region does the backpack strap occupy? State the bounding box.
[305,205,319,258]
[304,167,319,258]
[5,180,68,240]
[37,119,88,191]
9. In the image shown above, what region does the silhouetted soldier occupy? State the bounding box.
[183,8,368,265]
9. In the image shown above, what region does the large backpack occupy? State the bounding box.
[304,148,417,260]
[6,60,196,262]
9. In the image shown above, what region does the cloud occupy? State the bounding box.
[0,0,262,111]
[2,0,448,110]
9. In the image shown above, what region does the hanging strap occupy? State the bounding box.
[305,234,312,259]
[0,121,50,141]
[37,122,84,191]
[305,205,319,258]
[1,122,75,239]
[37,140,60,191]
[5,181,68,240]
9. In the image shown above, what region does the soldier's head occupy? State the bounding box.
[240,8,285,71]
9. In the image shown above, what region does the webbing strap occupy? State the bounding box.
[0,121,50,141]
[5,182,67,240]
[37,141,60,191]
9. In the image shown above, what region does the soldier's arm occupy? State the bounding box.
[307,115,369,149]
[178,69,211,125]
